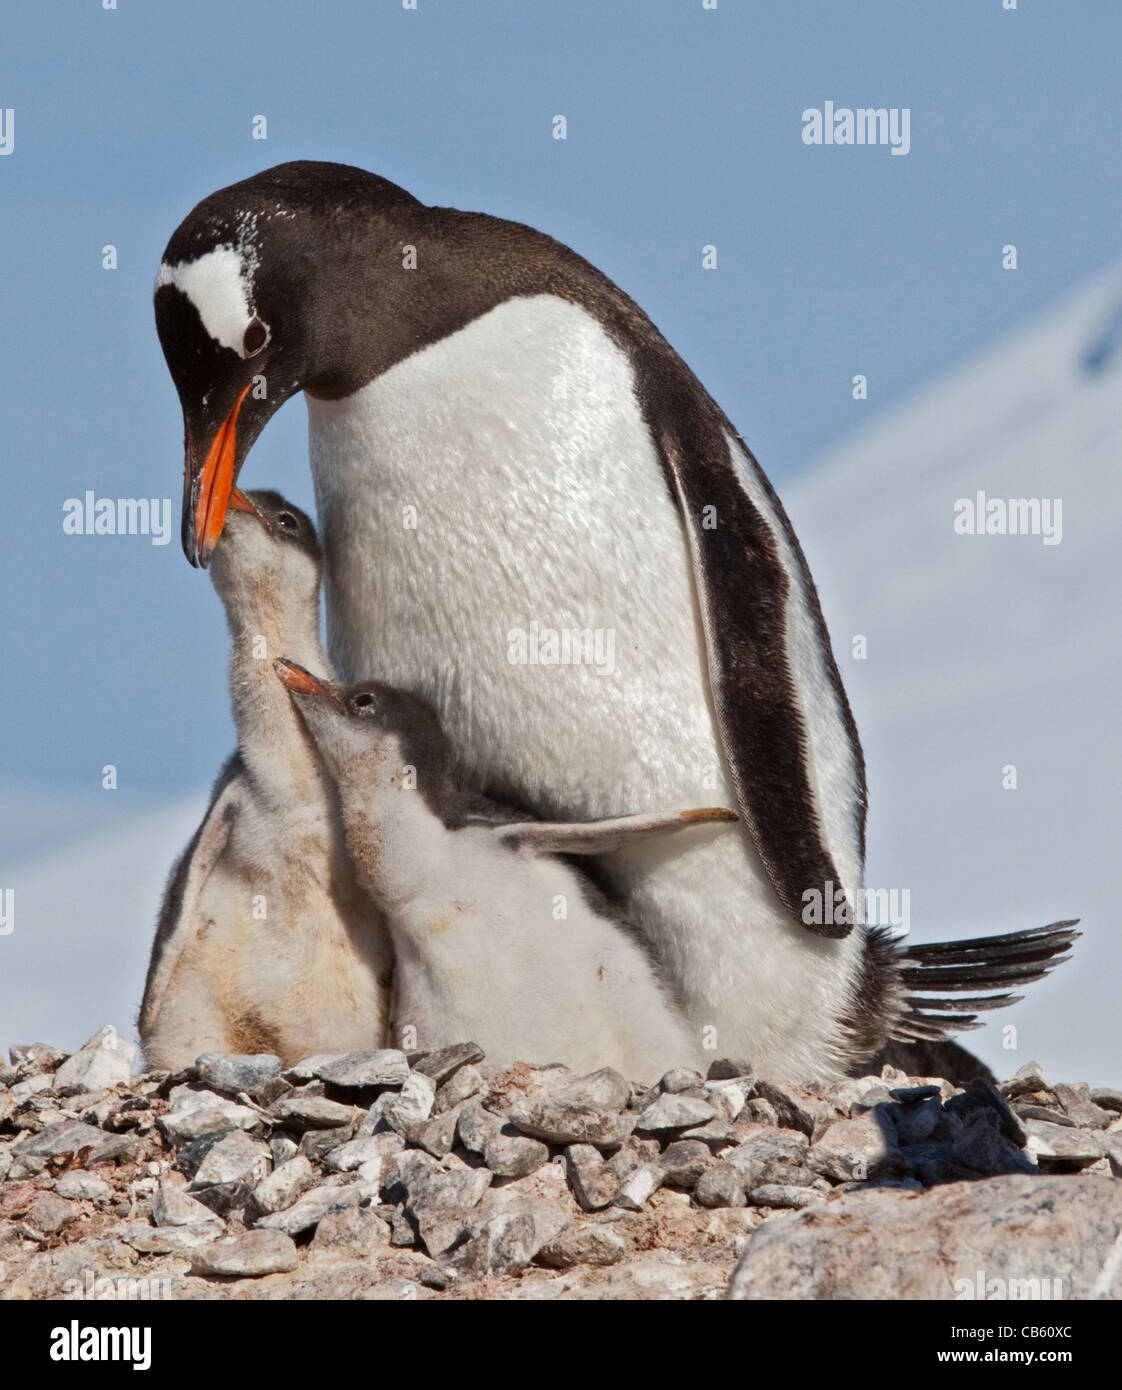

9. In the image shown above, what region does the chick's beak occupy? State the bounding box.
[273,659,345,710]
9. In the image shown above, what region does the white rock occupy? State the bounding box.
[52,1027,137,1095]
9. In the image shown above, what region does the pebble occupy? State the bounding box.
[508,1097,634,1149]
[251,1155,317,1215]
[411,1043,485,1085]
[564,1144,620,1211]
[52,1028,136,1097]
[315,1050,411,1090]
[54,1170,112,1203]
[152,1180,221,1228]
[537,1223,627,1268]
[1,1025,1117,1301]
[748,1183,824,1210]
[256,1180,370,1237]
[269,1093,357,1131]
[196,1053,283,1100]
[694,1163,747,1209]
[635,1093,716,1133]
[190,1229,300,1278]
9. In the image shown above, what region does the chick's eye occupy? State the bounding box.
[276,512,298,530]
[243,318,268,356]
[351,693,376,714]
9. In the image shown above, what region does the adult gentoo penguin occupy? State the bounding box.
[274,658,736,1078]
[139,489,392,1068]
[154,162,1074,1077]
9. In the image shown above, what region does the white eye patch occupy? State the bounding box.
[156,245,263,357]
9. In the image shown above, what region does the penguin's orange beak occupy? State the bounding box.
[273,659,345,710]
[194,383,252,567]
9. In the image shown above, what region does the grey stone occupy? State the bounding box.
[537,1223,627,1269]
[748,1183,825,1210]
[250,1155,317,1215]
[705,1079,752,1123]
[269,1092,357,1130]
[301,1124,358,1164]
[411,1043,485,1085]
[1091,1088,1122,1114]
[52,1028,136,1096]
[182,1131,270,1218]
[741,1097,779,1128]
[726,1128,810,1187]
[615,1163,661,1211]
[377,1072,436,1133]
[269,1134,299,1166]
[152,1180,221,1227]
[195,1053,282,1100]
[706,1058,754,1082]
[999,1060,1053,1099]
[1024,1120,1105,1168]
[26,1192,79,1235]
[635,1093,715,1133]
[659,1068,705,1094]
[483,1126,550,1179]
[552,1068,630,1111]
[455,1098,499,1155]
[9,1043,69,1074]
[125,1221,223,1254]
[564,1144,620,1211]
[190,1229,299,1278]
[256,1180,370,1236]
[1053,1082,1114,1130]
[54,1170,112,1203]
[12,1119,106,1164]
[159,1086,264,1143]
[399,1161,492,1257]
[324,1134,397,1178]
[660,1139,714,1189]
[808,1117,910,1184]
[315,1050,411,1089]
[694,1163,748,1209]
[450,1210,537,1277]
[729,1175,1122,1300]
[434,1064,484,1114]
[1013,1104,1075,1127]
[754,1079,838,1139]
[404,1107,461,1158]
[311,1204,391,1256]
[508,1096,634,1149]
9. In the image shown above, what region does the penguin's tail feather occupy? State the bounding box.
[886,920,1081,1043]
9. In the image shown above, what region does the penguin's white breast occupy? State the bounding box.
[305,294,729,816]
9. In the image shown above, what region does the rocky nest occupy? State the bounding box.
[0,1028,1119,1300]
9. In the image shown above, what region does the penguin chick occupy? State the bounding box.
[274,660,740,1080]
[139,491,392,1067]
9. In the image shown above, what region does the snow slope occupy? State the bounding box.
[787,260,1122,1084]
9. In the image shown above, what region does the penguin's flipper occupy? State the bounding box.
[138,754,246,1032]
[888,920,1081,1043]
[652,408,866,936]
[498,807,738,856]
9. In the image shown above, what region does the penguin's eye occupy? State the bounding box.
[243,318,268,356]
[276,512,298,530]
[350,693,376,715]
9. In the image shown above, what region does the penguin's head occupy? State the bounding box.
[209,489,322,617]
[274,661,455,807]
[155,161,426,569]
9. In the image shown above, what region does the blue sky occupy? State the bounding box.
[2,0,1120,795]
